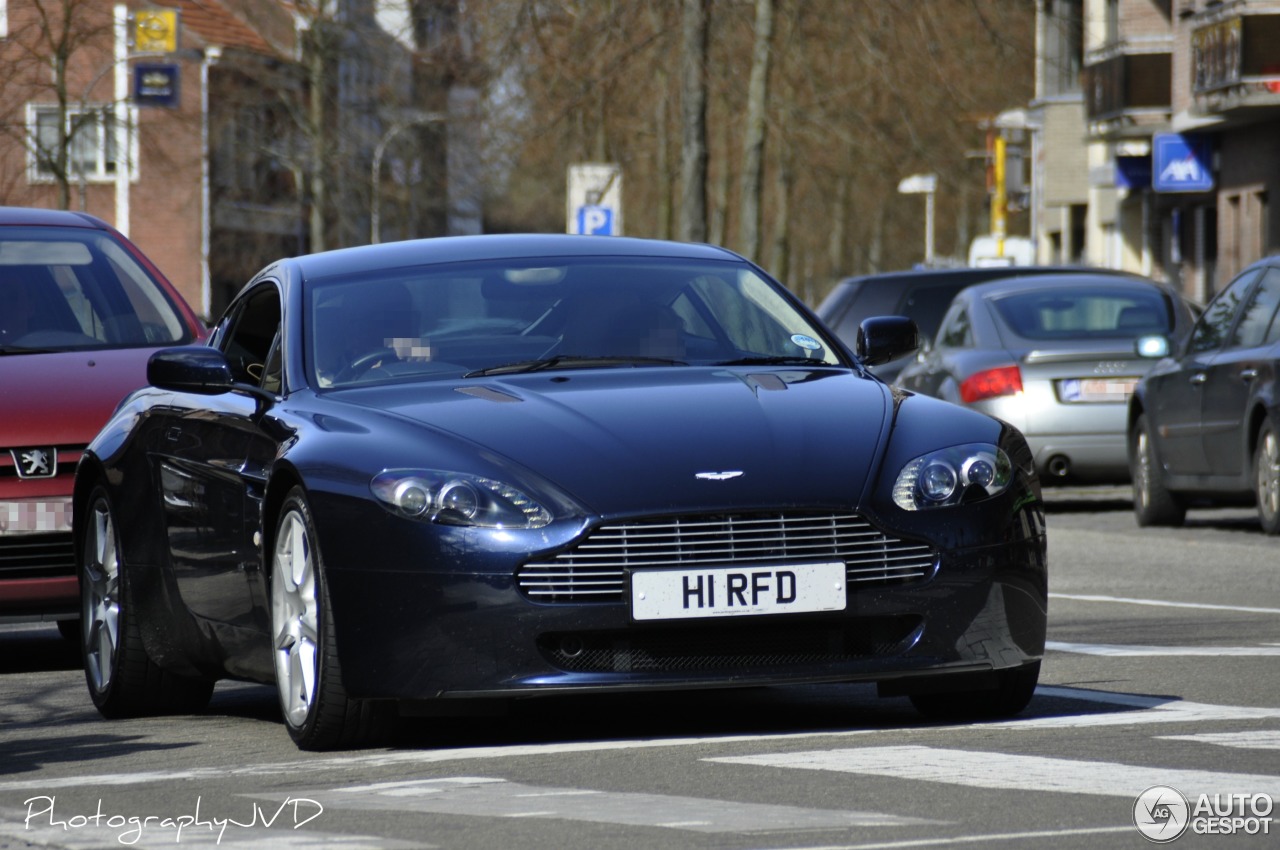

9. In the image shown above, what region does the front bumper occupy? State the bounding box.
[325,534,1047,702]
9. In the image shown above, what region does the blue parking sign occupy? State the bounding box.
[1153,134,1214,193]
[577,205,614,236]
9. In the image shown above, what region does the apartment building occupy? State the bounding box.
[1025,0,1279,301]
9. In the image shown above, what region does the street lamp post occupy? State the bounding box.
[370,111,446,244]
[898,173,938,266]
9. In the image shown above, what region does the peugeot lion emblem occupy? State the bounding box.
[13,448,57,479]
[695,470,744,481]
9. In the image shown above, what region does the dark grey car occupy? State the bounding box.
[1129,254,1280,533]
[898,274,1197,484]
[815,266,1118,384]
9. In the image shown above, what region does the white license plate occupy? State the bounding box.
[0,498,73,535]
[630,562,846,621]
[1058,377,1139,403]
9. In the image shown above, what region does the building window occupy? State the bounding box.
[26,103,137,183]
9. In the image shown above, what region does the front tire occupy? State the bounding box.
[909,661,1040,720]
[1255,419,1280,535]
[271,487,394,750]
[1131,414,1186,527]
[81,486,214,717]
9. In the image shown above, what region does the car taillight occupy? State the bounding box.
[960,365,1023,403]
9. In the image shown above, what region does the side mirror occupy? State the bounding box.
[148,346,234,395]
[857,316,919,366]
[1135,334,1170,359]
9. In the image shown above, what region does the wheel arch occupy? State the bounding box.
[261,463,307,588]
[1247,401,1273,463]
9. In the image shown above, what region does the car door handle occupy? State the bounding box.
[1189,373,1207,385]
[1241,368,1259,381]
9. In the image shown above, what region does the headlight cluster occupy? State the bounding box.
[371,469,552,528]
[892,444,1012,511]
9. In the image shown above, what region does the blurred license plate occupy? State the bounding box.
[1058,377,1139,403]
[630,562,846,621]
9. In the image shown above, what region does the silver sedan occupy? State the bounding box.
[897,273,1197,484]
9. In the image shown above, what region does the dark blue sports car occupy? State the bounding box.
[74,234,1047,750]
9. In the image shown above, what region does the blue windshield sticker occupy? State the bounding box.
[790,334,822,351]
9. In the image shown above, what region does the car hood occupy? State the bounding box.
[0,348,156,446]
[339,368,893,515]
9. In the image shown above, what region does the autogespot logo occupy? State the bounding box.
[1134,785,1190,843]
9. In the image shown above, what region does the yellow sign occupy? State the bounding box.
[134,9,178,54]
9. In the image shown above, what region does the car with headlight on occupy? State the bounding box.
[896,273,1196,483]
[73,234,1047,750]
[0,206,204,635]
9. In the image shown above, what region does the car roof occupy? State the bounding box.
[0,206,111,229]
[289,234,746,279]
[961,272,1169,299]
[831,265,1115,287]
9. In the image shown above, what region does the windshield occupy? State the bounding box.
[306,257,840,388]
[0,226,191,352]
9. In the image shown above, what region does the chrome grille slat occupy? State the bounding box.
[518,512,936,602]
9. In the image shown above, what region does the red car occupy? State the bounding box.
[0,207,205,635]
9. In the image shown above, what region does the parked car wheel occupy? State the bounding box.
[81,486,214,717]
[271,487,394,750]
[1255,420,1280,535]
[1131,415,1186,527]
[909,661,1040,720]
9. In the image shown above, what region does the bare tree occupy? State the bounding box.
[678,0,710,243]
[736,0,774,261]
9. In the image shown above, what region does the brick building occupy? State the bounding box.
[0,0,465,321]
[1025,0,1279,301]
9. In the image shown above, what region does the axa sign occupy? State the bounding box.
[1153,133,1214,193]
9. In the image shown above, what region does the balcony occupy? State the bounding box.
[1191,13,1280,115]
[1084,47,1173,138]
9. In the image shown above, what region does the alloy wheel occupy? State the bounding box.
[272,509,320,728]
[83,498,120,693]
[1258,428,1280,526]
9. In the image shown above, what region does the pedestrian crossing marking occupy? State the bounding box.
[705,746,1280,799]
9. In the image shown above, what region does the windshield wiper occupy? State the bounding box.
[465,355,687,378]
[715,356,827,367]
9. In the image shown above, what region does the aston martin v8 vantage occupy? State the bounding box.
[74,234,1047,750]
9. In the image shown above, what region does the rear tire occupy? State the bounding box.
[909,661,1040,721]
[1131,414,1186,527]
[1254,419,1280,535]
[81,486,214,717]
[271,487,394,750]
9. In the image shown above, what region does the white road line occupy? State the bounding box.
[1047,640,1280,656]
[1049,592,1280,614]
[1159,730,1280,750]
[706,746,1280,799]
[282,778,937,833]
[2,688,1277,793]
[748,825,1137,850]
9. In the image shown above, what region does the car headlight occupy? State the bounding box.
[892,444,1012,510]
[371,469,552,528]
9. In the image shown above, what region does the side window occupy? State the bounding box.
[937,305,972,349]
[1231,269,1280,350]
[1259,270,1280,346]
[1188,269,1261,355]
[218,283,282,386]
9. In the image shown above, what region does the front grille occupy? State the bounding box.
[519,512,936,603]
[0,533,76,580]
[538,616,922,673]
[0,446,85,480]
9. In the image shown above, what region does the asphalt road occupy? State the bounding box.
[1,486,1277,849]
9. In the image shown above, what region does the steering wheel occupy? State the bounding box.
[335,347,399,383]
